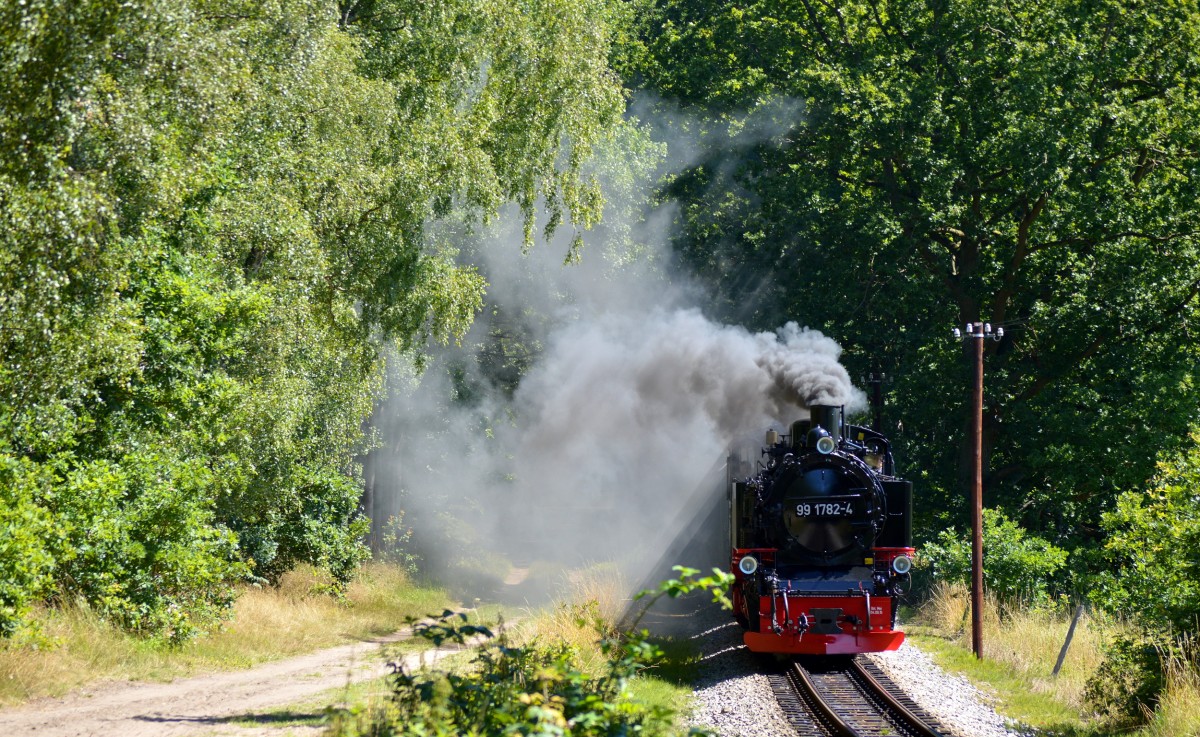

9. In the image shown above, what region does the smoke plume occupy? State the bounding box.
[468,307,863,568]
[365,103,865,593]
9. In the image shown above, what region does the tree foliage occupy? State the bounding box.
[1086,433,1200,721]
[920,507,1067,603]
[1095,430,1200,633]
[0,0,629,638]
[621,0,1200,544]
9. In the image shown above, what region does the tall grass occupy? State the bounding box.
[1143,635,1200,737]
[0,562,450,706]
[508,562,628,674]
[913,583,1200,737]
[917,582,1104,710]
[529,561,699,720]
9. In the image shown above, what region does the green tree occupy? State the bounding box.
[622,0,1200,545]
[921,507,1067,603]
[1096,430,1200,633]
[0,0,632,637]
[1085,431,1200,720]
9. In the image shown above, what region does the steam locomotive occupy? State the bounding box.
[729,404,914,655]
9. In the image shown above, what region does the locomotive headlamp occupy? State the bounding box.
[738,555,759,576]
[891,555,913,575]
[816,435,837,454]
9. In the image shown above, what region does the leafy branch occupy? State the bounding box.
[623,564,733,634]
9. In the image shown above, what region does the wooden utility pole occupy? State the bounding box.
[953,321,1002,660]
[970,324,984,660]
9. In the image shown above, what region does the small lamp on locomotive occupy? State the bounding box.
[729,404,914,655]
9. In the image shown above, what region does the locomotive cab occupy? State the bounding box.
[729,403,914,656]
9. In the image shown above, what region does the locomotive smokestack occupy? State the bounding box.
[810,405,841,444]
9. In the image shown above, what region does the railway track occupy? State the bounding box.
[769,656,951,737]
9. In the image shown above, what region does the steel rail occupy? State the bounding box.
[787,662,858,737]
[849,658,947,737]
[783,658,949,737]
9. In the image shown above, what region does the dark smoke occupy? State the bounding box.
[365,101,865,593]
[488,308,863,564]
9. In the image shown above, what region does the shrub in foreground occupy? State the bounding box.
[1085,633,1168,723]
[49,452,248,643]
[0,456,55,638]
[330,611,679,737]
[1087,432,1200,722]
[1095,430,1200,634]
[330,567,733,736]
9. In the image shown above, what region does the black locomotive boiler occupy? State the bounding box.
[729,404,914,655]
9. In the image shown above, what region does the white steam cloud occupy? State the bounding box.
[490,309,863,562]
[366,104,864,593]
[371,302,865,581]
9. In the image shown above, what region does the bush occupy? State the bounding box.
[330,611,681,737]
[1094,431,1200,634]
[238,471,371,589]
[378,512,421,576]
[1086,431,1200,723]
[1085,633,1169,722]
[0,455,56,638]
[920,508,1068,604]
[329,568,732,736]
[47,452,248,643]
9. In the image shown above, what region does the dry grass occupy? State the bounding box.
[0,602,157,704]
[1144,637,1200,737]
[916,582,1106,710]
[0,562,451,706]
[563,562,627,624]
[509,562,628,674]
[915,583,1200,737]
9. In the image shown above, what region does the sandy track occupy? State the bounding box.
[0,628,475,737]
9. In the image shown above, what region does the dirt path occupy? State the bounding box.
[0,628,476,737]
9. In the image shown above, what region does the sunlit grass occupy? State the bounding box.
[222,673,395,730]
[1139,635,1200,737]
[909,582,1122,736]
[907,632,1102,734]
[0,562,453,706]
[628,669,697,726]
[916,582,1105,710]
[503,562,628,672]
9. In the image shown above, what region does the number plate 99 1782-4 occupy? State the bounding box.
[795,502,854,517]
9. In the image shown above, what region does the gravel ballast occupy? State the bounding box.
[673,602,1028,737]
[865,642,1031,737]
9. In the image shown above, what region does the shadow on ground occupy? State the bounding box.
[133,709,325,728]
